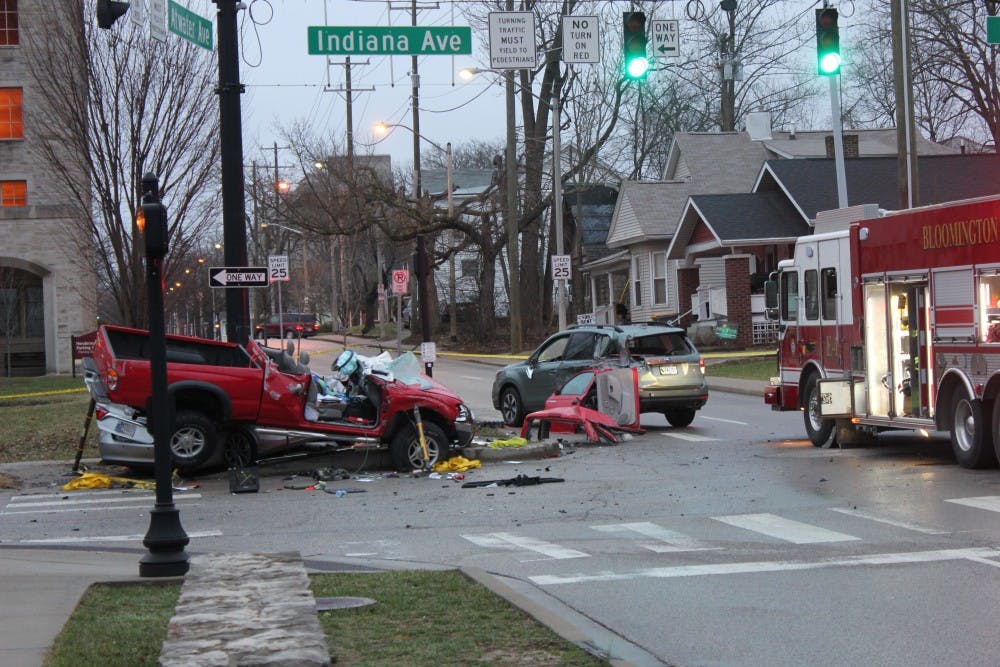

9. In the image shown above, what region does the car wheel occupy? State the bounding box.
[500,387,525,427]
[950,391,995,469]
[170,410,217,471]
[664,409,696,428]
[802,374,836,448]
[223,426,258,469]
[391,421,448,472]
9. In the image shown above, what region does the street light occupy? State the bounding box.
[373,121,453,374]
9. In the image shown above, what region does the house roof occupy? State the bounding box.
[760,128,957,159]
[605,180,692,247]
[563,183,618,249]
[666,191,810,260]
[758,153,1000,220]
[420,168,495,198]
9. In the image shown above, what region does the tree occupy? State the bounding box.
[24,2,221,327]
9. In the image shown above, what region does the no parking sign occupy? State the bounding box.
[391,269,409,296]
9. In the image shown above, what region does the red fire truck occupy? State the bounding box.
[763,195,1000,469]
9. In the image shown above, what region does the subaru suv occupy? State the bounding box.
[491,322,708,427]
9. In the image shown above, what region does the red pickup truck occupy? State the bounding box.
[82,325,474,473]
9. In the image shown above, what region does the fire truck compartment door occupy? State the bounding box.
[818,378,853,418]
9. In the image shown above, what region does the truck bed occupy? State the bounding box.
[105,327,252,368]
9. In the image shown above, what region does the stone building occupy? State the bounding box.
[0,1,95,375]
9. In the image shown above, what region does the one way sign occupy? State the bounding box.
[650,19,679,57]
[209,267,269,288]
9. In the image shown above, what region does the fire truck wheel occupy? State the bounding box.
[391,421,447,472]
[802,374,836,448]
[169,410,217,471]
[993,399,1000,464]
[950,392,996,469]
[664,409,696,428]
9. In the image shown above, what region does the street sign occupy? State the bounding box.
[561,16,599,64]
[377,283,386,304]
[551,254,571,280]
[391,269,409,296]
[989,16,1000,44]
[268,255,289,283]
[209,267,268,288]
[577,313,596,325]
[149,0,167,42]
[488,12,537,69]
[168,0,213,51]
[130,0,147,29]
[308,26,472,56]
[421,341,437,363]
[650,19,680,57]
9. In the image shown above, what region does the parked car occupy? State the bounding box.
[255,313,320,339]
[491,322,708,427]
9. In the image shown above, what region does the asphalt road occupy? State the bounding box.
[6,345,1000,665]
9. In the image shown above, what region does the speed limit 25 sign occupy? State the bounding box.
[268,255,289,283]
[551,254,571,280]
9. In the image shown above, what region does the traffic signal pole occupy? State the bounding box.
[213,0,250,344]
[829,77,848,209]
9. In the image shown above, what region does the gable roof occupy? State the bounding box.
[666,191,810,260]
[760,128,957,159]
[605,180,691,247]
[563,183,618,251]
[758,154,1000,220]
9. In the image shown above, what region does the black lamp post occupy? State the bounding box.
[138,173,190,578]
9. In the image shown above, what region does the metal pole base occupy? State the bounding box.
[140,505,190,577]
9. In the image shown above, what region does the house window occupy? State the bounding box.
[460,258,477,277]
[0,180,25,206]
[632,256,642,307]
[0,0,17,46]
[651,251,667,304]
[0,87,23,139]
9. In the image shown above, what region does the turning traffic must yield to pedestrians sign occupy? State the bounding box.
[209,267,268,288]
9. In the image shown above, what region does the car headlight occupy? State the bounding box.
[456,403,474,423]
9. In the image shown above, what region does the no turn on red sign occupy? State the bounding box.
[391,269,409,295]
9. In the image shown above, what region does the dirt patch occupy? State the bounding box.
[0,471,21,490]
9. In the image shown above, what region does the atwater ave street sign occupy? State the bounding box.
[168,0,212,50]
[308,26,472,55]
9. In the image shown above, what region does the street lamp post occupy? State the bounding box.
[373,122,453,376]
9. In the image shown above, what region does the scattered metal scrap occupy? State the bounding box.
[461,474,564,489]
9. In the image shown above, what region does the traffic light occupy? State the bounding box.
[623,12,649,80]
[96,0,130,29]
[815,7,841,76]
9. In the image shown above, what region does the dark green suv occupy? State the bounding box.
[490,323,708,427]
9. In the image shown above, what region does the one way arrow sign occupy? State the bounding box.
[209,267,269,288]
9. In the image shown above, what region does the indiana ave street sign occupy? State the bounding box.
[209,267,268,288]
[168,0,212,50]
[989,16,1000,44]
[308,26,472,55]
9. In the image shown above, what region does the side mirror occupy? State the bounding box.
[764,279,779,320]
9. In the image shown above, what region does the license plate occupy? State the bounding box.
[658,365,678,376]
[114,420,137,438]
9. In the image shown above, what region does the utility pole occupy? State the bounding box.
[892,0,919,208]
[720,1,737,131]
[213,0,249,344]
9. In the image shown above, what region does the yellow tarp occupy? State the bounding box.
[62,472,156,491]
[433,456,482,472]
[486,436,528,449]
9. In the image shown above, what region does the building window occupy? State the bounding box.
[0,87,23,139]
[632,255,642,307]
[651,251,667,304]
[0,180,26,206]
[460,258,477,277]
[0,0,17,46]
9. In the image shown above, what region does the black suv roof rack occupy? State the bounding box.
[567,323,624,333]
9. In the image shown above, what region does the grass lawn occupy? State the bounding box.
[705,356,776,382]
[0,375,97,465]
[45,572,606,667]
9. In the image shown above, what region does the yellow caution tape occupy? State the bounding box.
[433,456,483,472]
[486,436,528,449]
[61,472,156,491]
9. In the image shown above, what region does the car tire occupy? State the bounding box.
[664,409,696,428]
[170,410,217,471]
[391,420,448,472]
[500,386,525,427]
[950,391,996,469]
[223,425,258,469]
[802,374,836,448]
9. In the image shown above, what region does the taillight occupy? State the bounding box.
[95,406,109,420]
[699,357,705,373]
[106,369,119,391]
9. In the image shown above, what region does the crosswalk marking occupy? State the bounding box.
[662,432,718,442]
[830,507,949,535]
[528,547,1000,586]
[592,522,721,553]
[19,529,223,545]
[462,532,588,560]
[945,496,1000,513]
[713,513,860,544]
[700,416,748,425]
[5,493,201,509]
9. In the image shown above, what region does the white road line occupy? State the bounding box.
[11,490,154,501]
[662,432,718,442]
[945,496,1000,513]
[2,502,200,516]
[6,493,201,509]
[699,416,748,425]
[462,532,588,560]
[529,547,1000,586]
[19,529,223,544]
[714,513,860,544]
[592,522,721,553]
[461,375,481,380]
[830,507,949,535]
